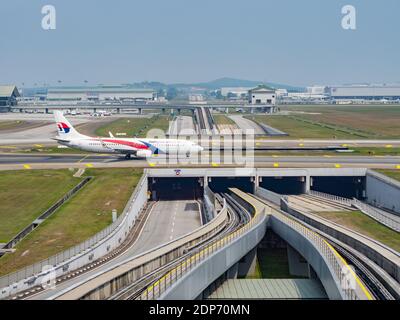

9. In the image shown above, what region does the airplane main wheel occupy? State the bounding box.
[186,152,190,158]
[125,154,131,160]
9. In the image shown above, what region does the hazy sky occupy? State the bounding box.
[0,0,399,87]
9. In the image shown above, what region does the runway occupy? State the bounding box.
[0,153,399,170]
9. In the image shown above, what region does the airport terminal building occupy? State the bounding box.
[330,85,400,101]
[47,86,157,102]
[0,85,20,111]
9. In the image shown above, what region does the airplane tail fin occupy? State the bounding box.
[54,110,85,139]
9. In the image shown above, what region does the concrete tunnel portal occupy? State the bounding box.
[149,177,204,201]
[207,176,254,194]
[310,176,366,199]
[259,176,306,195]
[148,173,367,201]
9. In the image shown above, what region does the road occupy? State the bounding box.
[0,113,150,145]
[132,200,201,255]
[228,115,265,135]
[2,137,400,148]
[26,200,201,300]
[0,153,399,171]
[1,112,400,147]
[168,116,196,135]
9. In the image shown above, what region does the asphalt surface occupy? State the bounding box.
[1,112,400,147]
[168,116,196,135]
[228,115,265,135]
[0,153,399,170]
[27,200,201,300]
[131,200,201,255]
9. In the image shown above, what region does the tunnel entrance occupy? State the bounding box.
[148,177,203,200]
[260,176,306,195]
[311,176,365,199]
[208,176,254,193]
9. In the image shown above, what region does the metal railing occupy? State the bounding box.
[352,199,400,232]
[57,199,230,300]
[139,190,370,300]
[0,174,148,290]
[280,199,372,300]
[139,208,266,300]
[308,190,354,206]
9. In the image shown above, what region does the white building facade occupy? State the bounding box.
[47,86,157,102]
[248,86,276,105]
[329,85,400,100]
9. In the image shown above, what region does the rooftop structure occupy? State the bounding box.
[0,85,20,110]
[47,86,157,101]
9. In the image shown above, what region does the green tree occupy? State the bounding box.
[166,87,178,100]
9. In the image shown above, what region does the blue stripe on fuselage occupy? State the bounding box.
[138,140,164,154]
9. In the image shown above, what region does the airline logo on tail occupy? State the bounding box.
[57,122,70,134]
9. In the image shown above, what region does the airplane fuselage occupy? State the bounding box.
[59,137,203,157]
[53,111,203,158]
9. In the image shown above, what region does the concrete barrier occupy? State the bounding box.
[0,173,148,299]
[159,213,267,300]
[2,177,92,252]
[366,170,400,216]
[353,199,400,232]
[281,199,400,283]
[270,215,344,299]
[53,202,229,300]
[255,186,282,206]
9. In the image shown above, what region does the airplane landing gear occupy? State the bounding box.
[125,154,131,160]
[186,151,190,158]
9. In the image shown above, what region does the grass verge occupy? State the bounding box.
[0,168,143,276]
[247,115,358,139]
[0,169,82,243]
[256,247,303,279]
[376,170,400,181]
[213,115,237,126]
[313,210,400,252]
[95,115,171,137]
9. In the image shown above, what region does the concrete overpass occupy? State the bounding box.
[12,101,277,114]
[1,167,399,300]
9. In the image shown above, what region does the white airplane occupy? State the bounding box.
[53,111,203,159]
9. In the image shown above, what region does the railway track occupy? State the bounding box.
[110,192,253,300]
[252,193,399,300]
[111,190,397,300]
[10,202,154,300]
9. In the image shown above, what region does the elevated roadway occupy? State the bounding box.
[45,198,230,300]
[156,189,373,300]
[23,200,201,300]
[1,153,400,171]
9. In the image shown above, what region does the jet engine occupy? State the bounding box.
[135,150,152,158]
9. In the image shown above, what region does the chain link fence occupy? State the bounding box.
[0,174,147,290]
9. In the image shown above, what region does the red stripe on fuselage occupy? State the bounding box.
[98,138,149,150]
